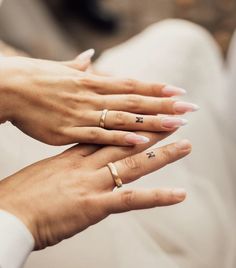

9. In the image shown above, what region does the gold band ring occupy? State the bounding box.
[107,162,123,188]
[99,109,109,128]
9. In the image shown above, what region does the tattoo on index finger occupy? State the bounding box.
[146,151,156,158]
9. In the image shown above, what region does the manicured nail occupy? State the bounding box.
[78,49,95,62]
[125,133,150,144]
[174,101,200,114]
[173,188,187,199]
[162,85,186,96]
[176,139,191,150]
[161,117,188,128]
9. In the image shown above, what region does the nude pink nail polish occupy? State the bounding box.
[78,49,95,62]
[125,134,150,144]
[162,86,187,96]
[174,102,200,114]
[161,117,188,128]
[173,188,187,199]
[175,139,191,150]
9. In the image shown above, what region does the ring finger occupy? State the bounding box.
[104,111,187,131]
[76,110,187,131]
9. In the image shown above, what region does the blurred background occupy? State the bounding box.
[0,0,235,60]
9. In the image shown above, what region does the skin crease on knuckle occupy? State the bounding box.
[122,156,141,178]
[114,112,126,127]
[126,95,141,111]
[159,147,174,164]
[123,78,137,92]
[88,129,101,142]
[121,190,135,210]
[80,76,101,92]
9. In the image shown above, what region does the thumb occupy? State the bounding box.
[62,48,95,71]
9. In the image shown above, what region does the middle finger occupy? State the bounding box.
[99,95,199,115]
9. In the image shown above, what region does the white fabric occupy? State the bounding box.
[0,19,235,267]
[0,210,34,268]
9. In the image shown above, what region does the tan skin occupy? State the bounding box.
[0,131,191,250]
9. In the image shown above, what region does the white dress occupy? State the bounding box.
[0,19,236,268]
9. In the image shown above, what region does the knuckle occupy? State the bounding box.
[160,147,173,162]
[153,191,161,203]
[126,95,141,110]
[121,190,135,209]
[149,117,159,129]
[123,156,140,170]
[149,84,159,95]
[123,78,136,91]
[114,112,126,127]
[88,129,100,141]
[109,134,117,145]
[161,99,173,113]
[79,77,92,87]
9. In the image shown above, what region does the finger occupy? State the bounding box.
[87,130,175,168]
[98,95,199,115]
[61,49,95,71]
[100,140,192,189]
[102,188,186,214]
[84,75,186,97]
[62,144,101,158]
[72,111,187,131]
[66,127,150,146]
[104,111,187,131]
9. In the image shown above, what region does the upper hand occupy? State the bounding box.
[0,55,198,146]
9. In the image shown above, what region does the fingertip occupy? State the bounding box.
[162,85,187,96]
[77,48,95,61]
[172,188,187,202]
[175,139,192,152]
[125,133,150,145]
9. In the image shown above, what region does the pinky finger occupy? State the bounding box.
[67,127,150,146]
[103,188,187,214]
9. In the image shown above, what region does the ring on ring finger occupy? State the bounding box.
[99,109,109,128]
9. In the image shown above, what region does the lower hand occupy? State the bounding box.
[0,132,191,249]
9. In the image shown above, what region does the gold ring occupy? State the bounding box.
[107,162,123,188]
[99,109,109,128]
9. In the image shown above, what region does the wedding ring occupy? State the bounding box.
[99,109,109,128]
[107,162,123,188]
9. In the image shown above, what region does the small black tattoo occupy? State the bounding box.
[146,151,156,158]
[136,117,144,123]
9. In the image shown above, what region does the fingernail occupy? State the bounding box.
[162,85,187,96]
[175,139,191,150]
[161,117,188,128]
[173,188,186,199]
[78,49,95,62]
[125,133,150,144]
[174,101,200,114]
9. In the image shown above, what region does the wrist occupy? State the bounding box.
[0,57,22,124]
[0,87,13,124]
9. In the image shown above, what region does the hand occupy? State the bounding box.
[0,55,198,146]
[0,132,191,250]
